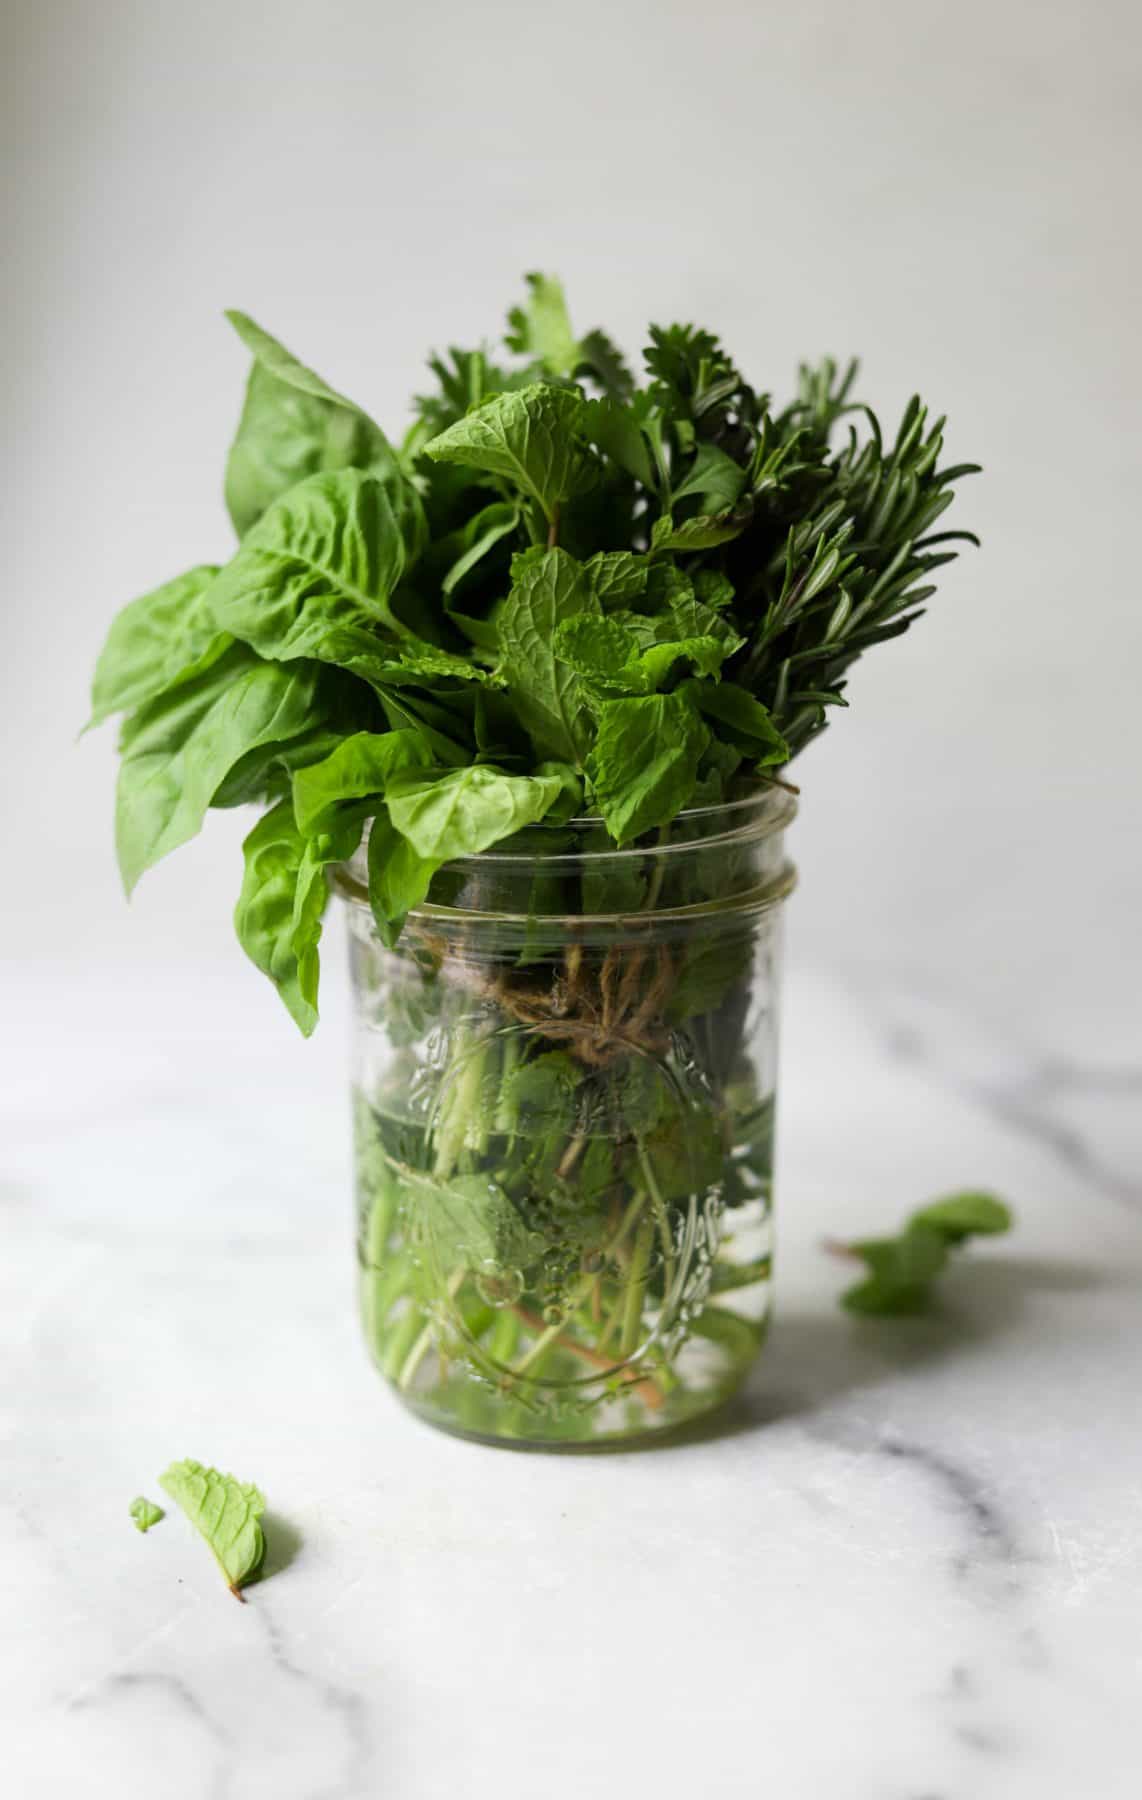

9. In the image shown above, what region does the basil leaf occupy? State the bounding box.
[116,648,321,893]
[158,1458,266,1598]
[586,694,709,844]
[495,548,598,761]
[235,798,319,1033]
[366,804,438,947]
[424,383,585,524]
[292,728,435,836]
[224,311,397,537]
[88,565,227,727]
[386,763,567,860]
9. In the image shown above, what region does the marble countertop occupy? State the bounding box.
[4,955,1141,1800]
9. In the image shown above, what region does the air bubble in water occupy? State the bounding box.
[475,1267,525,1308]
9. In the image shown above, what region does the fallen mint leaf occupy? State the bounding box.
[158,1458,267,1599]
[834,1190,1014,1315]
[129,1495,165,1534]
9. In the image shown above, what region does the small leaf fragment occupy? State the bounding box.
[129,1496,165,1534]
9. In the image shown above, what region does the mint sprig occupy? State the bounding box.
[833,1192,1014,1315]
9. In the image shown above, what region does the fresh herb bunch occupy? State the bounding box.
[90,274,978,1031]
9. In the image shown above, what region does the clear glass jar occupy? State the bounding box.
[334,788,797,1448]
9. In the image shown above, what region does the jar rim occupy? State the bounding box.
[332,783,797,934]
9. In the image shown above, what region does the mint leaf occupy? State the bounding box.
[495,548,598,761]
[837,1191,1014,1315]
[208,468,428,667]
[651,510,748,552]
[224,311,397,537]
[392,1162,538,1272]
[682,681,789,765]
[158,1458,267,1599]
[386,764,567,860]
[292,729,434,836]
[587,693,709,844]
[129,1496,164,1533]
[423,384,585,524]
[911,1191,1014,1244]
[88,565,227,728]
[115,648,322,893]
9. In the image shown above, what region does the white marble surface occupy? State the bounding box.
[4,950,1141,1800]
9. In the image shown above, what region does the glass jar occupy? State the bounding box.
[334,787,797,1448]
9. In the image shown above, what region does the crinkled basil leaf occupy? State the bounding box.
[88,565,228,728]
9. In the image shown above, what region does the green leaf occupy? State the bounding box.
[89,565,228,728]
[207,468,428,672]
[682,681,789,765]
[670,442,748,511]
[234,798,320,1033]
[911,1191,1013,1244]
[495,548,598,761]
[116,648,321,893]
[586,693,709,844]
[289,804,370,1016]
[579,397,654,488]
[505,272,579,374]
[158,1458,267,1598]
[651,510,748,552]
[583,550,651,609]
[366,804,438,947]
[129,1496,164,1533]
[423,383,585,523]
[838,1192,1014,1315]
[553,614,729,696]
[392,1163,538,1272]
[292,728,434,836]
[386,763,567,860]
[440,502,520,596]
[574,329,635,402]
[224,310,397,537]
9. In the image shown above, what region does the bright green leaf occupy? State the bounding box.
[386,763,566,861]
[129,1496,164,1533]
[586,693,709,844]
[495,548,599,761]
[116,648,321,893]
[423,383,585,523]
[158,1458,267,1599]
[292,728,434,836]
[89,565,228,728]
[224,311,397,537]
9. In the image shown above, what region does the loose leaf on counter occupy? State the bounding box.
[159,1459,267,1599]
[225,311,398,537]
[129,1496,164,1533]
[835,1191,1014,1315]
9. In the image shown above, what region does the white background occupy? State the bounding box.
[5,8,1142,1798]
[4,0,1139,1057]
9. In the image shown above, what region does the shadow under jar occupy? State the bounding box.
[333,788,797,1448]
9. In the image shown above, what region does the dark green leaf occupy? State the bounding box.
[495,548,599,761]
